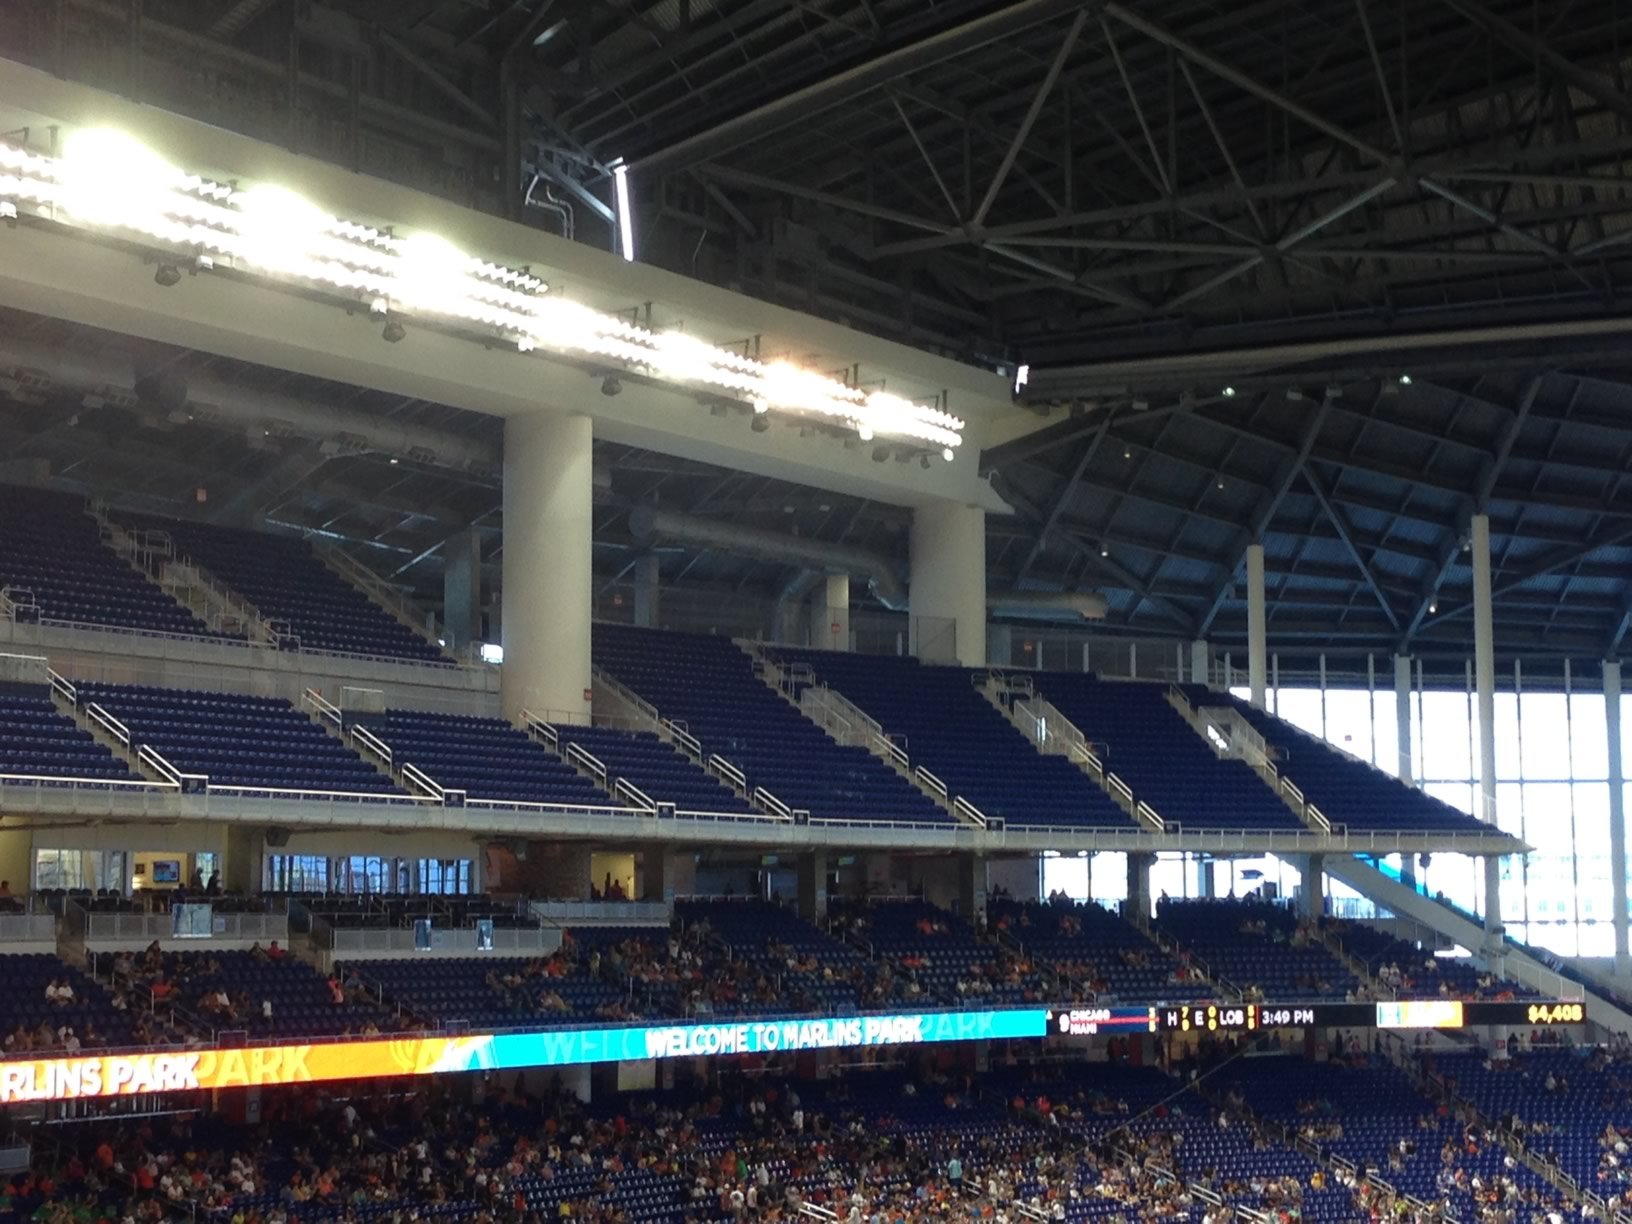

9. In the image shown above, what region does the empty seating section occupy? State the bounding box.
[1231,698,1488,833]
[0,485,209,636]
[79,683,401,797]
[989,898,1210,1003]
[1155,898,1359,999]
[363,708,620,808]
[0,684,144,784]
[770,648,1132,829]
[122,515,445,663]
[593,625,949,824]
[1031,673,1302,830]
[0,953,130,1051]
[552,723,756,814]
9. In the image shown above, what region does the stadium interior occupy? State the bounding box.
[2,1,1632,1221]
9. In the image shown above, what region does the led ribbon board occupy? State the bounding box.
[0,129,965,454]
[0,1008,1048,1105]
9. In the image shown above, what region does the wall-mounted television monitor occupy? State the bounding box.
[150,860,181,885]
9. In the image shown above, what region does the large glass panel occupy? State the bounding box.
[1571,692,1609,781]
[1520,693,1572,780]
[1420,690,1472,782]
[1494,693,1521,781]
[1308,688,1367,764]
[1041,855,1088,901]
[1274,688,1325,740]
[1090,852,1127,906]
[1366,691,1396,776]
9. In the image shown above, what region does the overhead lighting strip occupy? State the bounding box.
[0,129,964,453]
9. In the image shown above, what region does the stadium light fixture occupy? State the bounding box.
[612,163,635,262]
[0,128,965,454]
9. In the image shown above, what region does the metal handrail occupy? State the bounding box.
[85,702,131,746]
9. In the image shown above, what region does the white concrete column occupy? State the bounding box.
[1472,514,1497,826]
[797,851,828,923]
[632,553,660,629]
[815,573,850,651]
[988,624,1013,668]
[1126,852,1154,920]
[959,853,989,926]
[909,503,986,666]
[1300,854,1325,919]
[442,528,482,649]
[501,413,594,722]
[1190,640,1211,688]
[1247,542,1268,710]
[1394,654,1415,786]
[1607,661,1628,976]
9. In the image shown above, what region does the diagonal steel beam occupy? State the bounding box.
[890,96,962,222]
[994,475,1197,632]
[1300,462,1402,632]
[1195,397,1330,636]
[1397,376,1541,644]
[1606,587,1632,656]
[627,0,1090,176]
[1438,0,1632,130]
[1102,2,1390,166]
[378,32,495,129]
[1431,521,1632,627]
[1015,423,1111,582]
[973,7,1088,227]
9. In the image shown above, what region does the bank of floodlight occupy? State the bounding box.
[0,128,964,452]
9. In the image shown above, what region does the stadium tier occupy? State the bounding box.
[78,682,403,798]
[116,513,447,663]
[1154,897,1361,1000]
[989,898,1212,1004]
[551,723,758,815]
[0,486,213,637]
[0,953,132,1053]
[91,947,400,1040]
[592,625,951,824]
[0,684,145,785]
[361,708,624,808]
[364,946,633,1029]
[1027,672,1304,831]
[1224,1054,1562,1222]
[830,898,1053,1006]
[1230,698,1490,834]
[767,648,1134,829]
[1324,918,1539,1001]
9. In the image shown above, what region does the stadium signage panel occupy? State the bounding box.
[1046,1007,1154,1036]
[0,1008,1051,1105]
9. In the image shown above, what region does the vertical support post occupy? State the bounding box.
[1301,853,1325,919]
[1126,852,1153,920]
[1247,542,1267,709]
[442,529,483,649]
[797,851,828,924]
[958,853,988,926]
[1472,514,1497,826]
[502,413,593,721]
[1607,660,1628,976]
[1190,640,1210,688]
[988,624,1013,668]
[633,554,661,629]
[817,574,850,651]
[1394,654,1415,786]
[909,503,986,666]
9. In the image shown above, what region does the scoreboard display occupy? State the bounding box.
[1147,999,1587,1033]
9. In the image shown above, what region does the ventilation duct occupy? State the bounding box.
[628,507,906,609]
[0,337,502,476]
[989,591,1108,621]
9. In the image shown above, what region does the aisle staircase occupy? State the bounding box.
[88,503,288,646]
[743,643,985,829]
[590,663,791,819]
[979,669,1164,832]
